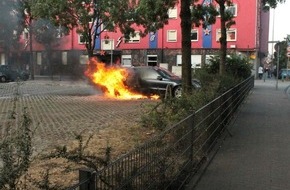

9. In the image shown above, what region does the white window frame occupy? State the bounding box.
[101,39,114,50]
[62,52,68,65]
[125,32,140,43]
[78,34,86,44]
[13,30,18,39]
[226,4,237,16]
[37,52,42,65]
[101,22,115,31]
[191,29,198,41]
[1,53,6,65]
[176,55,202,68]
[216,28,237,42]
[167,30,177,42]
[56,26,64,38]
[147,55,158,66]
[23,28,29,40]
[168,7,177,19]
[101,23,107,31]
[89,16,94,24]
[217,4,237,17]
[121,55,132,67]
[80,55,89,65]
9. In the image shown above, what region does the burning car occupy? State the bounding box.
[85,58,200,99]
[124,66,201,98]
[85,58,155,99]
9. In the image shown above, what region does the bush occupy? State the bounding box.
[141,54,252,131]
[0,83,33,190]
[226,54,252,79]
[206,54,252,79]
[140,70,222,130]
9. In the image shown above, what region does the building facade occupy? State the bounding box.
[0,0,269,77]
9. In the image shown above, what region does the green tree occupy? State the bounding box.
[214,0,235,75]
[180,1,218,94]
[273,41,288,70]
[19,0,36,79]
[28,0,177,58]
[0,83,33,190]
[262,0,286,10]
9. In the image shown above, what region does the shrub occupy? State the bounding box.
[141,54,251,131]
[206,54,252,79]
[0,83,33,190]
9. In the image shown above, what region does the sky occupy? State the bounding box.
[268,0,290,54]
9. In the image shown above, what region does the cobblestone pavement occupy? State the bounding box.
[0,79,156,153]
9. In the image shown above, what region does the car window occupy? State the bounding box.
[0,66,8,71]
[141,68,159,79]
[156,67,178,78]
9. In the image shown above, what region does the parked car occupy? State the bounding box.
[0,65,30,82]
[278,69,290,79]
[124,66,201,98]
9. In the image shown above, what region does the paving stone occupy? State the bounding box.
[0,79,155,153]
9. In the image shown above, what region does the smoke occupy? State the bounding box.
[0,0,25,51]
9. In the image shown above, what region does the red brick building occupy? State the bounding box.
[0,0,269,77]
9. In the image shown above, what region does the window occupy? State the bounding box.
[1,53,5,65]
[147,55,158,66]
[78,34,86,44]
[167,30,177,42]
[121,55,132,67]
[23,28,29,40]
[216,29,237,42]
[101,39,114,50]
[217,4,237,17]
[191,29,198,41]
[125,32,140,43]
[62,52,68,65]
[37,52,42,65]
[56,27,64,38]
[101,22,115,31]
[13,30,18,39]
[205,55,216,65]
[89,17,94,23]
[226,4,237,16]
[80,55,89,65]
[176,55,202,68]
[168,7,177,19]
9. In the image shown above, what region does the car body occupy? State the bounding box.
[0,65,30,82]
[278,69,290,79]
[124,66,201,98]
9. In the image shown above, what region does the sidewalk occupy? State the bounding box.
[190,78,290,190]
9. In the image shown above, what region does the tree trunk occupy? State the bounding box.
[180,0,192,94]
[86,34,94,59]
[45,45,53,80]
[219,1,227,75]
[29,21,35,80]
[87,47,94,58]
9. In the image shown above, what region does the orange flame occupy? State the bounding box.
[85,58,159,100]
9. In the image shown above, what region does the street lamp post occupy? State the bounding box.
[268,40,280,90]
[110,39,113,66]
[276,45,280,90]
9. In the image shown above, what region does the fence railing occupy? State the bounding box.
[68,76,254,190]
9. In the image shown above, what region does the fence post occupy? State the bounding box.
[189,113,195,167]
[79,168,96,190]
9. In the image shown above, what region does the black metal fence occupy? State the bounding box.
[68,76,254,190]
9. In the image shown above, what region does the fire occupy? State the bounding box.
[85,58,159,100]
